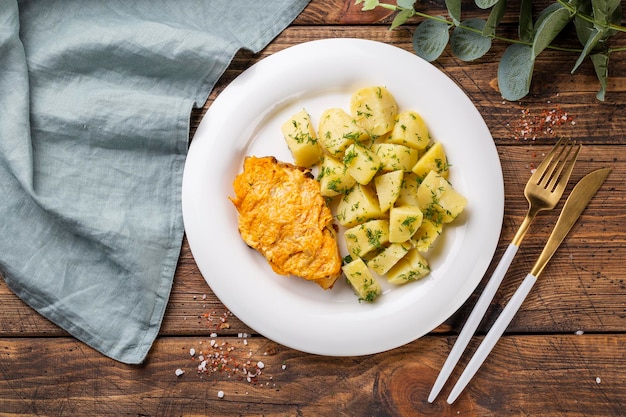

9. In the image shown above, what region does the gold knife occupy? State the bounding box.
[446,167,612,404]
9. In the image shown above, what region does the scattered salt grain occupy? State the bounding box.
[189,348,196,356]
[210,333,218,338]
[217,390,225,398]
[512,105,575,141]
[596,377,602,384]
[175,368,184,377]
[257,361,265,369]
[282,364,287,370]
[575,330,584,335]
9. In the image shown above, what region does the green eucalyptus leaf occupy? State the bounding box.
[475,0,500,10]
[445,0,462,26]
[397,0,417,9]
[498,44,535,101]
[518,0,534,42]
[357,0,380,11]
[592,0,621,27]
[412,18,450,62]
[391,8,414,29]
[567,0,585,7]
[532,4,573,58]
[534,3,566,29]
[572,27,605,73]
[610,0,623,24]
[483,0,507,37]
[574,12,594,45]
[451,19,492,61]
[590,53,608,101]
[605,0,623,36]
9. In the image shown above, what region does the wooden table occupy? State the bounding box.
[2,1,625,415]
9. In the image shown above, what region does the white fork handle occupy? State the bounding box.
[446,272,538,404]
[428,243,519,403]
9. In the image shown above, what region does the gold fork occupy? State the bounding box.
[511,137,582,246]
[428,137,582,403]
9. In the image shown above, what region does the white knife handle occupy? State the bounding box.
[428,243,519,403]
[446,273,538,404]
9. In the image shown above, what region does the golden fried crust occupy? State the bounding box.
[230,156,342,289]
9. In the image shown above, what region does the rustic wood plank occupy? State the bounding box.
[191,25,626,146]
[294,0,582,26]
[2,147,624,337]
[1,9,625,417]
[3,1,626,415]
[295,0,397,24]
[1,334,624,416]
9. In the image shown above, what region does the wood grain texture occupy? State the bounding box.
[1,335,624,416]
[2,149,623,337]
[193,25,626,145]
[1,0,625,415]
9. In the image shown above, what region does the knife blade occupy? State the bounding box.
[528,167,611,278]
[445,167,611,404]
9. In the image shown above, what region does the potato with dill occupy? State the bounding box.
[350,86,398,137]
[230,156,342,289]
[316,86,466,302]
[239,85,468,302]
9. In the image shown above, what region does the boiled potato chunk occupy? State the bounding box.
[387,248,430,284]
[394,172,421,207]
[374,170,403,212]
[417,170,467,223]
[368,241,412,275]
[343,144,381,185]
[389,110,430,150]
[389,205,424,243]
[344,219,390,259]
[342,258,382,302]
[281,109,323,168]
[350,86,398,137]
[318,155,357,197]
[412,142,449,179]
[371,143,419,172]
[336,183,382,227]
[318,108,369,157]
[276,86,468,300]
[410,217,443,252]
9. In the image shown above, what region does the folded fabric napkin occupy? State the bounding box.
[0,0,310,364]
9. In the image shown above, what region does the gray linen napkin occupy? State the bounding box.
[0,0,310,364]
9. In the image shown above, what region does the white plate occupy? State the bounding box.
[182,38,504,356]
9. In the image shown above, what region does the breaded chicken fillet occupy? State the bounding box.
[230,156,342,289]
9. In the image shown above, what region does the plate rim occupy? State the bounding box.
[182,38,504,356]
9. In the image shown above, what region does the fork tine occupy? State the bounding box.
[548,141,581,193]
[428,136,581,404]
[540,139,572,187]
[530,137,568,185]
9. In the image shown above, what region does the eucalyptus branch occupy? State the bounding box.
[374,2,402,11]
[381,2,583,52]
[355,0,623,101]
[555,0,626,32]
